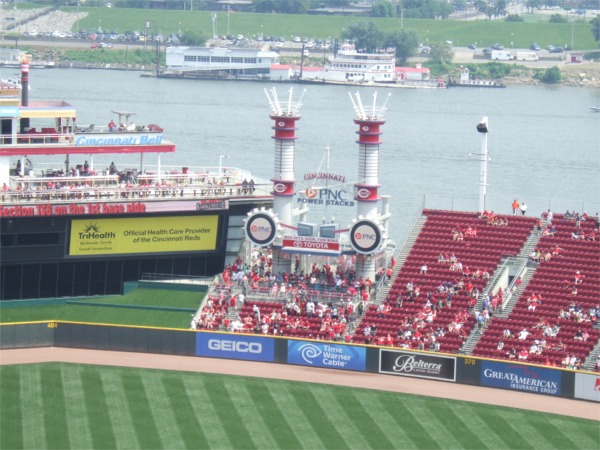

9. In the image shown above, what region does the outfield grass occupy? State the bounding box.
[60,7,597,51]
[0,287,202,328]
[0,363,597,449]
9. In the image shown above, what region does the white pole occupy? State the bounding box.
[477,116,489,214]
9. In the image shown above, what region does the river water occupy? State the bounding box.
[2,67,599,243]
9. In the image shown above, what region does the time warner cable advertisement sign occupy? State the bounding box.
[196,333,274,362]
[481,361,561,396]
[287,341,366,371]
[379,350,457,382]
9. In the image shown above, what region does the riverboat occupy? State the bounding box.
[319,43,396,83]
[0,64,272,300]
[447,66,506,89]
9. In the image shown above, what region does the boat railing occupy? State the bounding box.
[2,172,272,206]
[2,131,72,146]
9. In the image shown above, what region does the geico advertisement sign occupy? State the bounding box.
[69,215,218,256]
[287,341,366,371]
[196,333,274,362]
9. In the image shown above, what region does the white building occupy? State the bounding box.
[165,46,280,79]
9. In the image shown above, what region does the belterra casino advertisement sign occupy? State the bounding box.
[69,216,218,256]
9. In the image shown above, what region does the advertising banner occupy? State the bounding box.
[281,235,341,256]
[574,373,600,402]
[69,215,218,256]
[287,341,366,371]
[481,361,561,396]
[0,200,229,218]
[196,333,275,362]
[379,350,456,382]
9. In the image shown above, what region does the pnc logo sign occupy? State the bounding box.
[350,220,382,254]
[208,339,262,353]
[355,232,376,241]
[245,212,277,245]
[251,225,271,233]
[305,188,318,199]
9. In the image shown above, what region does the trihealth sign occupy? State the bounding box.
[287,341,366,371]
[196,333,274,362]
[69,215,218,256]
[481,361,561,396]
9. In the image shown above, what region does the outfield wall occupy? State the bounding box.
[1,322,598,403]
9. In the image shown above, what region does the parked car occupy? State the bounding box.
[549,46,564,53]
[482,48,492,55]
[530,42,541,51]
[90,42,99,48]
[546,45,555,51]
[468,43,477,50]
[491,43,504,50]
[420,46,431,54]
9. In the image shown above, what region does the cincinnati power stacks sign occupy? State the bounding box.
[379,350,457,382]
[481,361,561,396]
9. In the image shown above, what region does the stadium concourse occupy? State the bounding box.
[193,209,600,373]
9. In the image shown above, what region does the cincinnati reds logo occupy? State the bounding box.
[305,188,318,199]
[362,125,370,131]
[356,188,371,199]
[273,183,287,193]
[278,121,285,127]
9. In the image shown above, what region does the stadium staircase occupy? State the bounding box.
[351,210,537,352]
[470,214,600,368]
[374,214,427,305]
[461,218,547,354]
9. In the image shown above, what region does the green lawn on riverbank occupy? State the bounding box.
[2,4,596,51]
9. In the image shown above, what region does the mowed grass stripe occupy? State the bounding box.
[380,392,440,449]
[81,367,118,449]
[203,376,257,449]
[269,381,325,449]
[404,397,462,448]
[0,366,23,450]
[288,383,348,449]
[473,405,534,449]
[246,379,303,449]
[222,378,279,449]
[511,411,581,449]
[40,364,71,449]
[162,375,210,449]
[18,364,46,449]
[61,365,93,449]
[142,372,185,448]
[121,371,163,448]
[429,401,487,449]
[101,367,139,448]
[533,415,586,449]
[354,389,415,447]
[314,387,377,449]
[183,375,232,449]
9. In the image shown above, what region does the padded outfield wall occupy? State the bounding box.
[1,322,598,403]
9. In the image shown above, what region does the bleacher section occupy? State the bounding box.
[351,210,537,353]
[472,215,600,368]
